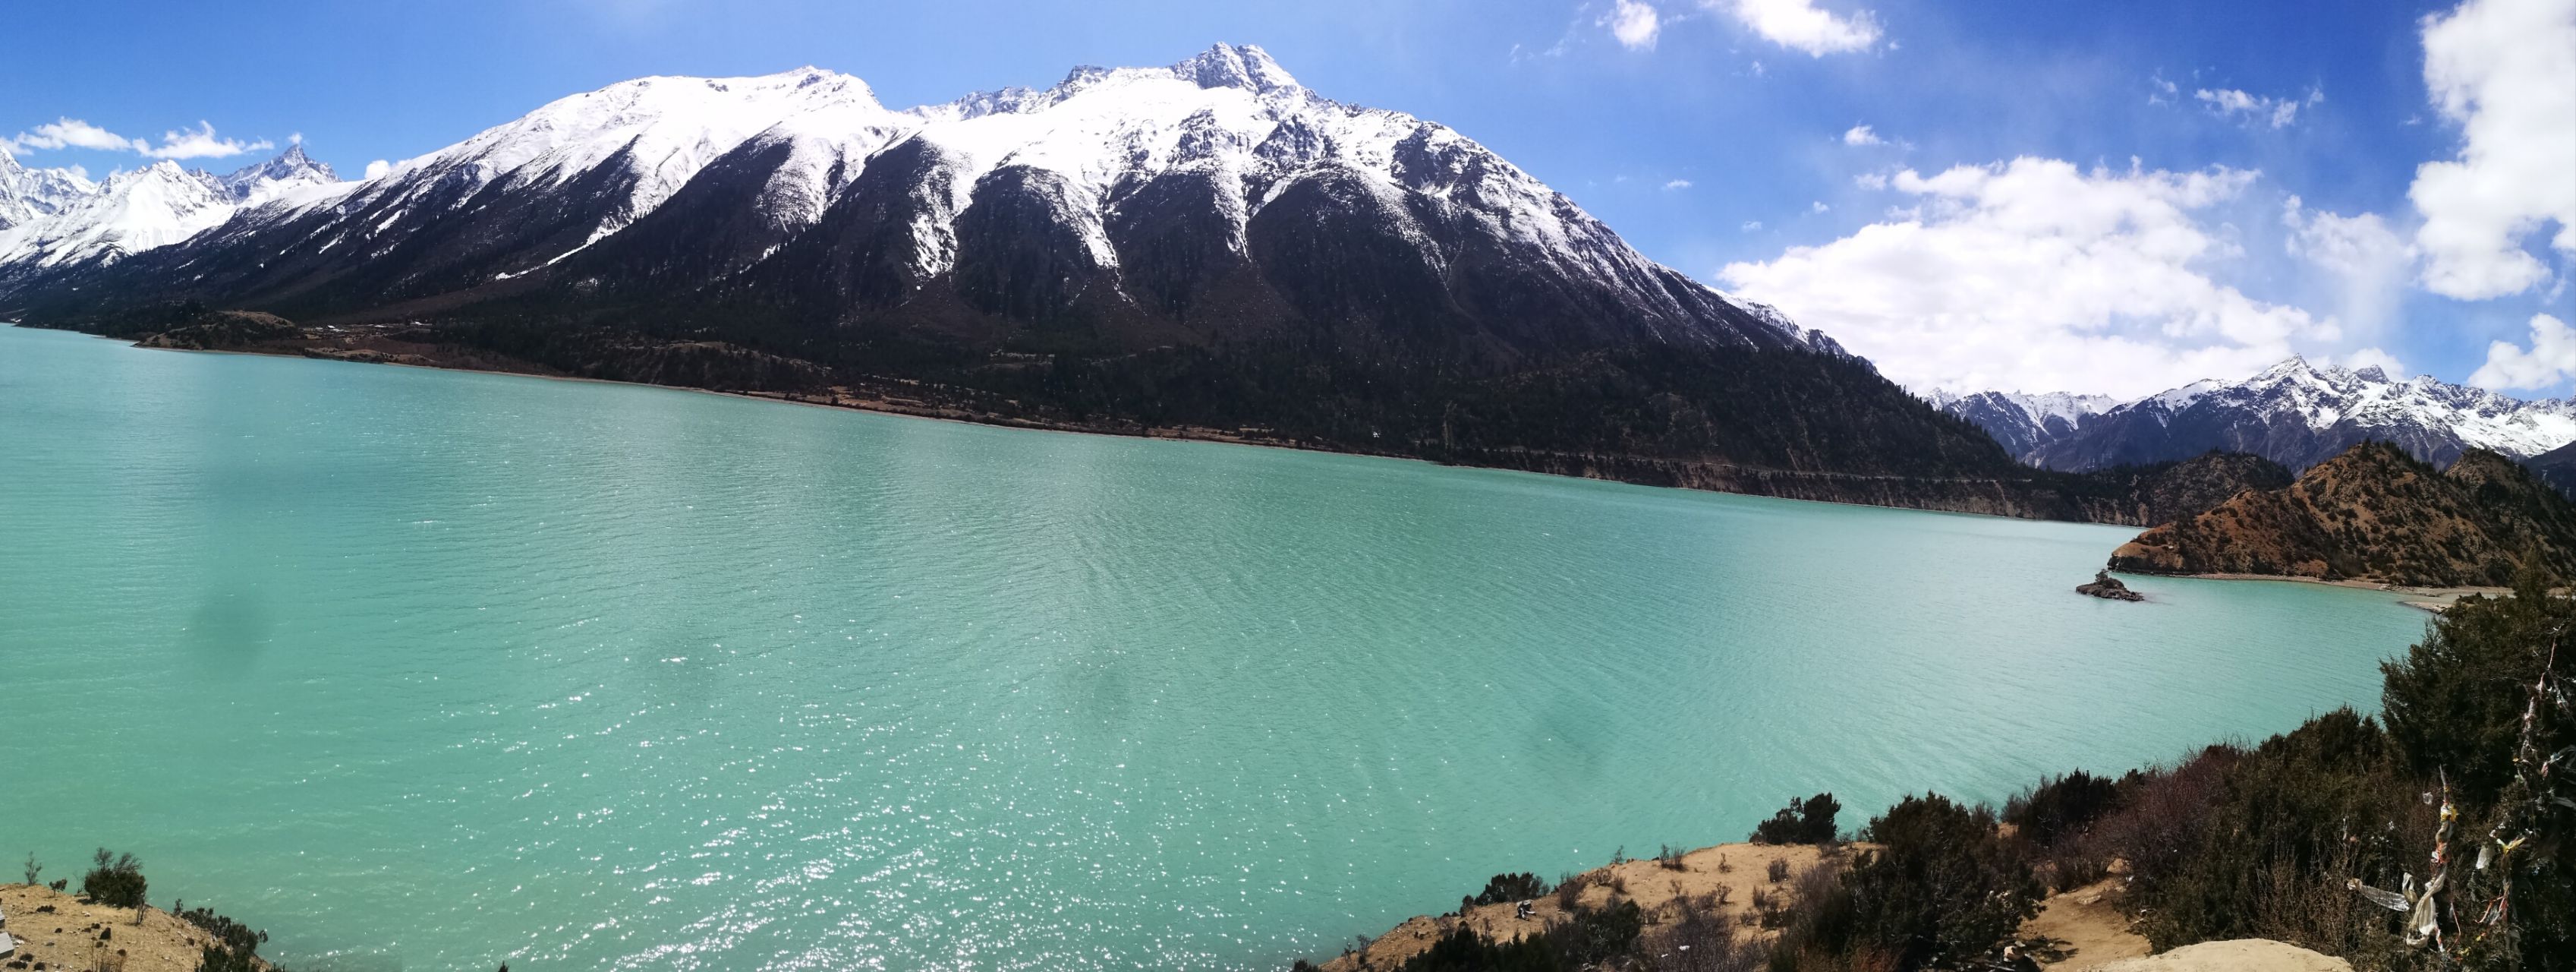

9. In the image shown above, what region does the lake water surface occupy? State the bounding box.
[0,325,2430,970]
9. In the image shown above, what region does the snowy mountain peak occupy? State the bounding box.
[0,148,103,230]
[0,159,235,267]
[219,144,339,204]
[1937,355,2576,472]
[1170,43,1299,93]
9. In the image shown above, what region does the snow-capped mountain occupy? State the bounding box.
[1937,357,2576,472]
[0,150,102,231]
[0,161,238,267]
[0,146,345,268]
[218,144,338,204]
[1923,390,2118,459]
[0,45,1841,360]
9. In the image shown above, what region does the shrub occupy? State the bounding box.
[1750,794,1841,844]
[1766,857,1790,883]
[1400,900,1645,971]
[20,852,37,886]
[1554,873,1589,910]
[197,943,260,972]
[175,902,269,957]
[1657,844,1688,871]
[2380,579,2571,809]
[1473,872,1551,905]
[1841,794,2039,969]
[82,849,147,910]
[2003,770,2119,847]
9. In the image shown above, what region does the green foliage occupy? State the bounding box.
[1843,794,2040,970]
[2379,573,2574,808]
[2003,770,2118,847]
[1472,872,1552,906]
[82,848,147,910]
[2125,709,2423,956]
[175,901,269,957]
[1750,793,1842,844]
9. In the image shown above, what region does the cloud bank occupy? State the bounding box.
[1720,157,2335,398]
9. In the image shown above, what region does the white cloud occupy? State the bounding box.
[2282,196,2414,342]
[1741,220,1764,231]
[2193,86,2322,128]
[138,122,272,160]
[2148,74,2181,106]
[364,159,391,180]
[2471,313,2576,390]
[2408,0,2576,300]
[1605,0,1662,50]
[7,117,274,161]
[2338,346,2410,378]
[1663,178,1693,190]
[1709,0,1882,55]
[1842,125,1881,146]
[1811,200,1830,213]
[8,118,143,153]
[1719,156,2336,398]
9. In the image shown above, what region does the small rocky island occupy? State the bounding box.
[2077,570,2145,601]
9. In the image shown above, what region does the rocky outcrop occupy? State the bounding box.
[2077,570,2144,601]
[2110,443,2576,587]
[2094,940,2352,972]
[134,311,305,350]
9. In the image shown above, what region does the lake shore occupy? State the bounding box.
[23,323,2222,529]
[2115,570,2502,613]
[1310,842,2160,972]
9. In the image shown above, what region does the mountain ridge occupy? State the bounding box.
[1934,357,2576,476]
[2108,441,2576,587]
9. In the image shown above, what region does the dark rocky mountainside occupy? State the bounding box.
[2108,442,2576,587]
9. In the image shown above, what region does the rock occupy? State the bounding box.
[2077,570,2145,601]
[2093,939,2353,972]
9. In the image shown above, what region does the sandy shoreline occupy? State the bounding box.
[2116,570,2502,613]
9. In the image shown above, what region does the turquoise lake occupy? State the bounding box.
[0,324,2430,970]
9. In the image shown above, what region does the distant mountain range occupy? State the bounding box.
[0,145,335,267]
[1934,358,2576,476]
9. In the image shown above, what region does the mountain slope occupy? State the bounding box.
[0,44,2213,522]
[1964,358,2576,473]
[0,150,101,231]
[1926,390,2118,461]
[2108,442,2576,587]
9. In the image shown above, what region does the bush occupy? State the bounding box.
[1473,872,1551,906]
[1750,793,1841,844]
[2379,576,2572,809]
[82,849,147,910]
[2003,770,2119,847]
[175,902,268,957]
[1841,794,2039,969]
[1766,857,1790,883]
[1657,844,1688,871]
[1400,901,1645,971]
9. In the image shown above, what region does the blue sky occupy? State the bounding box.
[8,0,2570,398]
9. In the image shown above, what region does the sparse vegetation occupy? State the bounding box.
[80,849,147,910]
